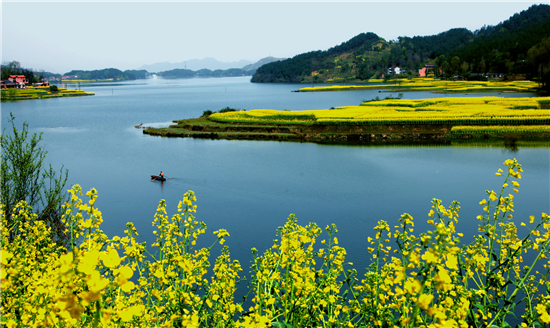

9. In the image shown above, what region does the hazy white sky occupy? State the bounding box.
[1,1,545,74]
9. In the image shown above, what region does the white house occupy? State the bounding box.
[388,66,402,75]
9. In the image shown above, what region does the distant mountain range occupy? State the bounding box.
[32,57,286,82]
[138,57,253,73]
[152,56,286,79]
[252,4,550,84]
[242,57,286,72]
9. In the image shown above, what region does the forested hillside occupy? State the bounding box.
[447,4,550,74]
[64,68,137,81]
[252,4,550,84]
[158,67,251,78]
[251,32,383,83]
[1,61,46,83]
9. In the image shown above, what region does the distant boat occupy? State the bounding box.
[151,175,166,181]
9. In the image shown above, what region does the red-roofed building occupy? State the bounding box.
[8,75,28,88]
[419,64,441,77]
[33,78,50,87]
[419,64,433,77]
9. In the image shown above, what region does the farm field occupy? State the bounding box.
[296,78,539,93]
[0,86,94,101]
[209,96,550,125]
[144,96,550,143]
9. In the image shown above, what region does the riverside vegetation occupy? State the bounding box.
[1,86,94,101]
[2,157,550,327]
[143,96,550,143]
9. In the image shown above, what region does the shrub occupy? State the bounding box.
[219,107,237,113]
[49,85,59,92]
[0,114,69,246]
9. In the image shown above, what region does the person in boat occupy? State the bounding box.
[160,171,164,179]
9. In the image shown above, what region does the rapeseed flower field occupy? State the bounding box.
[297,78,539,93]
[2,159,550,327]
[0,86,93,101]
[209,96,550,127]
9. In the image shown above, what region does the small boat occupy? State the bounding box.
[151,175,166,181]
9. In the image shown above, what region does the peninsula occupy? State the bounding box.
[142,96,550,143]
[1,86,94,101]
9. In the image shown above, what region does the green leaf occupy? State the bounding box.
[474,303,485,311]
[272,322,293,328]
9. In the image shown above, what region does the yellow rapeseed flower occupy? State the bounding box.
[434,267,452,292]
[404,278,422,295]
[417,294,434,310]
[100,248,120,268]
[78,249,100,275]
[422,250,438,264]
[87,270,109,293]
[537,304,550,324]
[446,254,458,270]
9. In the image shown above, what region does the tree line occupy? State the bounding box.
[158,67,254,79]
[1,61,45,83]
[63,68,137,81]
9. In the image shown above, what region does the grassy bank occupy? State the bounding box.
[295,78,539,93]
[1,86,94,101]
[143,96,550,143]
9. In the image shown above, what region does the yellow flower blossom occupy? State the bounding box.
[100,248,121,268]
[417,294,434,310]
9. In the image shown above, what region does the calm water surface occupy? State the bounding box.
[2,77,549,284]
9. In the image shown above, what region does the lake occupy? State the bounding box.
[2,76,549,285]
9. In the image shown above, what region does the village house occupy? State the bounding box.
[419,64,443,77]
[1,80,17,89]
[8,75,28,88]
[418,63,435,77]
[33,78,50,87]
[388,66,402,75]
[419,64,435,77]
[487,73,505,79]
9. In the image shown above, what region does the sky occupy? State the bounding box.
[1,1,546,74]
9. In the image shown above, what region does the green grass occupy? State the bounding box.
[451,125,550,134]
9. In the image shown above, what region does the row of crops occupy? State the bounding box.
[209,110,318,125]
[297,78,539,93]
[208,96,550,126]
[451,125,550,134]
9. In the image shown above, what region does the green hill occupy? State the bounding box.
[63,68,136,81]
[251,4,550,84]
